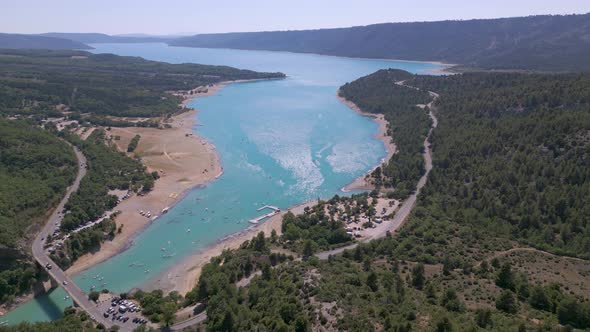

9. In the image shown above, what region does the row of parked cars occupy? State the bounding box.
[105,297,148,325]
[111,297,141,312]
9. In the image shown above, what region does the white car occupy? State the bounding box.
[62,281,68,286]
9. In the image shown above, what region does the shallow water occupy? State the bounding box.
[3,43,441,324]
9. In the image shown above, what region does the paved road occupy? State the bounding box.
[317,88,439,260]
[167,86,441,331]
[32,144,123,330]
[170,312,207,331]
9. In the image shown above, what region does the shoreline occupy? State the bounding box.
[167,44,456,72]
[143,200,317,295]
[64,82,231,277]
[143,85,399,295]
[337,90,396,192]
[65,78,281,277]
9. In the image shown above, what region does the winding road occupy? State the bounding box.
[317,87,439,260]
[32,144,122,330]
[168,84,441,331]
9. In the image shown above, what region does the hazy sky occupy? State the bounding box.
[3,0,590,35]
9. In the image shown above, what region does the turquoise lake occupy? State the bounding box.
[3,44,442,324]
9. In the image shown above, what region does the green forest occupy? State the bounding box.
[0,49,286,323]
[171,13,590,72]
[0,119,76,304]
[0,49,284,119]
[340,69,432,199]
[402,72,590,259]
[59,129,153,232]
[3,44,590,331]
[179,70,590,331]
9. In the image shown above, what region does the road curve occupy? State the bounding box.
[316,88,439,260]
[31,143,122,330]
[170,86,440,330]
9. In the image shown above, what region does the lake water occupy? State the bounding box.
[3,43,442,324]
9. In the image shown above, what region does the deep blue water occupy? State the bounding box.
[2,43,442,324]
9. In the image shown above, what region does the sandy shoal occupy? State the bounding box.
[143,201,317,295]
[65,91,223,277]
[337,92,396,192]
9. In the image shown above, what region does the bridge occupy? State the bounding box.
[32,144,121,330]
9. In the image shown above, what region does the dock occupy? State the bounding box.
[249,205,281,224]
[257,205,280,212]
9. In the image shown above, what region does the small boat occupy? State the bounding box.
[187,228,191,233]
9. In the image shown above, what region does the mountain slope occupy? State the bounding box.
[171,14,590,72]
[40,32,173,44]
[0,33,91,50]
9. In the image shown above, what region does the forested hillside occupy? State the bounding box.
[182,70,590,331]
[0,119,77,304]
[405,72,590,259]
[172,13,590,72]
[0,49,284,119]
[340,69,432,198]
[0,49,282,307]
[0,33,91,50]
[40,32,172,44]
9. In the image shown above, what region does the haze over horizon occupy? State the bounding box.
[3,0,590,35]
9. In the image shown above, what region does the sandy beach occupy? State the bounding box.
[64,79,394,294]
[144,200,316,295]
[337,91,396,192]
[65,86,224,277]
[65,78,282,277]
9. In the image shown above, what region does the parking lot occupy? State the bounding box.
[95,295,153,329]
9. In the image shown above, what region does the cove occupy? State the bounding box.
[2,43,442,324]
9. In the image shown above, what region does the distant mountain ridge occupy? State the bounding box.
[2,13,589,71]
[40,32,173,44]
[170,14,590,72]
[0,33,92,50]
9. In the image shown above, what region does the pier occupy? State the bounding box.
[249,205,281,224]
